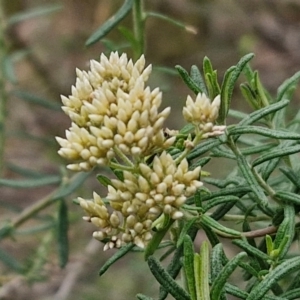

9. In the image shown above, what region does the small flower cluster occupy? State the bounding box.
[183,93,225,137]
[79,151,202,249]
[57,52,223,250]
[56,52,174,171]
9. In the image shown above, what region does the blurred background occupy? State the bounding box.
[1,0,300,299]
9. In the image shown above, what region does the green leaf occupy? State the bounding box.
[253,71,270,108]
[210,252,247,300]
[177,218,197,248]
[189,157,211,169]
[175,65,203,95]
[205,71,221,100]
[99,243,134,276]
[190,65,207,95]
[235,154,269,207]
[228,126,300,140]
[223,53,255,119]
[202,185,251,201]
[277,70,300,102]
[183,236,197,300]
[53,172,90,200]
[273,204,295,260]
[238,98,290,127]
[241,143,276,156]
[187,138,223,160]
[57,199,69,268]
[86,0,134,46]
[144,219,174,260]
[0,247,24,273]
[147,256,191,300]
[211,244,226,282]
[136,294,154,300]
[13,90,61,111]
[247,257,300,300]
[282,287,300,300]
[159,227,198,300]
[210,201,239,221]
[252,145,300,167]
[275,191,300,206]
[0,175,61,188]
[279,167,300,189]
[201,222,220,247]
[218,66,236,124]
[96,174,112,187]
[225,283,281,300]
[146,11,196,34]
[240,83,258,110]
[118,26,138,48]
[7,163,48,178]
[232,239,270,261]
[197,241,210,300]
[200,214,241,238]
[8,4,63,25]
[203,195,239,212]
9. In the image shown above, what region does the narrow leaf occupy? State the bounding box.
[8,4,63,25]
[210,252,247,300]
[86,0,134,46]
[0,175,61,188]
[177,218,197,248]
[218,66,236,124]
[247,257,300,300]
[275,191,300,206]
[136,294,154,300]
[0,247,24,272]
[53,172,90,200]
[198,241,210,300]
[252,145,300,167]
[147,256,191,300]
[99,243,134,276]
[228,126,300,140]
[200,214,241,238]
[176,65,203,95]
[183,236,197,300]
[96,174,112,187]
[277,70,300,102]
[57,199,69,268]
[187,138,223,160]
[203,195,239,212]
[232,239,270,261]
[13,90,61,111]
[238,99,290,126]
[190,65,207,95]
[224,53,255,119]
[144,219,174,260]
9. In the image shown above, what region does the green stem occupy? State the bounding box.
[132,0,145,59]
[175,130,203,164]
[113,145,135,168]
[0,0,7,176]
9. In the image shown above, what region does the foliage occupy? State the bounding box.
[1,1,300,300]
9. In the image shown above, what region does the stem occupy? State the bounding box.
[0,0,7,176]
[132,0,145,59]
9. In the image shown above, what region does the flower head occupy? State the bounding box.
[183,93,225,136]
[56,52,174,171]
[79,151,202,249]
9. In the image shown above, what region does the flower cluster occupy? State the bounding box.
[56,52,174,171]
[182,93,225,137]
[79,151,202,249]
[56,52,224,250]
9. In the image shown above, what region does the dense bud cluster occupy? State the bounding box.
[56,52,174,171]
[183,93,225,137]
[56,53,225,249]
[79,151,202,249]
